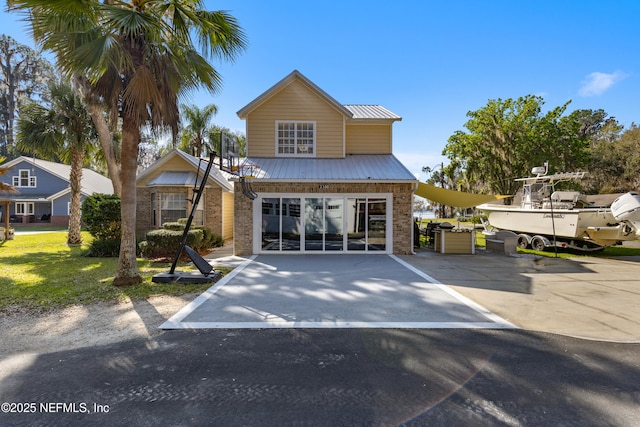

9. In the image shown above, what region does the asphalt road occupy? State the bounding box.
[1,329,639,426]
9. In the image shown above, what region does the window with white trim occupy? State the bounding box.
[160,192,187,225]
[16,202,34,215]
[13,169,37,187]
[276,121,315,157]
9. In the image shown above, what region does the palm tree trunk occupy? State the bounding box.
[67,146,84,245]
[85,99,122,196]
[113,114,142,286]
[75,75,122,196]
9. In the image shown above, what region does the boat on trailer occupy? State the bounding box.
[477,164,640,251]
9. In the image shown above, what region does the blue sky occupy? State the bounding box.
[3,1,639,180]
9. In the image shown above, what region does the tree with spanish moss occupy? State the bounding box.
[442,96,598,197]
[0,34,54,157]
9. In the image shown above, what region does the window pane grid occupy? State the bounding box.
[277,122,314,156]
[14,170,36,187]
[160,193,187,225]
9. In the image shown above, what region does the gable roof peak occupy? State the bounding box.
[237,70,353,119]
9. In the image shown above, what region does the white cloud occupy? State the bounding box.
[578,71,628,97]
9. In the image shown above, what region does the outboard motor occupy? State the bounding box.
[611,192,640,238]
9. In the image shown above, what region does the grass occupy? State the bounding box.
[0,231,230,314]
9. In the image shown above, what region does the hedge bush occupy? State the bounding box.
[162,222,184,231]
[82,193,121,257]
[141,228,202,258]
[139,223,223,259]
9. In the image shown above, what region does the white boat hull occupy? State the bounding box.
[479,204,635,247]
[476,164,640,249]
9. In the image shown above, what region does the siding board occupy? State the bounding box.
[247,80,345,158]
[346,124,392,154]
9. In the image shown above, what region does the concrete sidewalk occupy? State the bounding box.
[400,249,640,342]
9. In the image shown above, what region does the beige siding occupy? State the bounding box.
[345,124,392,154]
[222,191,234,240]
[246,79,345,158]
[136,156,192,186]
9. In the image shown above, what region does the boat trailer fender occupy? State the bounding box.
[530,235,551,251]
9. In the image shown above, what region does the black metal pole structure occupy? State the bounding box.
[168,151,216,275]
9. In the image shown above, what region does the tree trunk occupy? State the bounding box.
[67,146,84,245]
[113,114,142,286]
[85,99,122,196]
[74,75,122,196]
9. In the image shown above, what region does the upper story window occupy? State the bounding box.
[13,169,37,188]
[276,121,315,157]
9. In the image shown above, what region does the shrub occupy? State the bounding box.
[162,222,184,231]
[87,238,121,257]
[82,194,121,240]
[82,193,121,257]
[467,214,488,225]
[141,228,205,258]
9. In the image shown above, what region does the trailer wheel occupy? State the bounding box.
[517,235,530,249]
[531,236,546,251]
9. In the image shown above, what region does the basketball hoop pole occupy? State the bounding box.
[168,150,216,275]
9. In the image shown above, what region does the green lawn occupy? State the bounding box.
[0,231,227,313]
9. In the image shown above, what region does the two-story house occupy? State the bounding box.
[0,156,114,226]
[232,70,417,255]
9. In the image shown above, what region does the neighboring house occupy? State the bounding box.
[233,70,417,255]
[0,156,113,226]
[135,149,234,241]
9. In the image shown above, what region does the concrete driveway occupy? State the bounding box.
[401,250,640,342]
[162,248,640,343]
[161,254,515,330]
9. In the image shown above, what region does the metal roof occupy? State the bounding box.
[242,155,416,181]
[344,105,401,121]
[148,171,199,186]
[236,71,401,122]
[136,149,233,192]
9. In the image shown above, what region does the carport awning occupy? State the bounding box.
[416,182,506,208]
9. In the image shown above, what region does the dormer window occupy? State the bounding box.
[13,169,37,187]
[276,121,315,157]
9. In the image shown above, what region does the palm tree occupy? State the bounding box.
[16,80,97,245]
[180,103,218,157]
[10,0,247,285]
